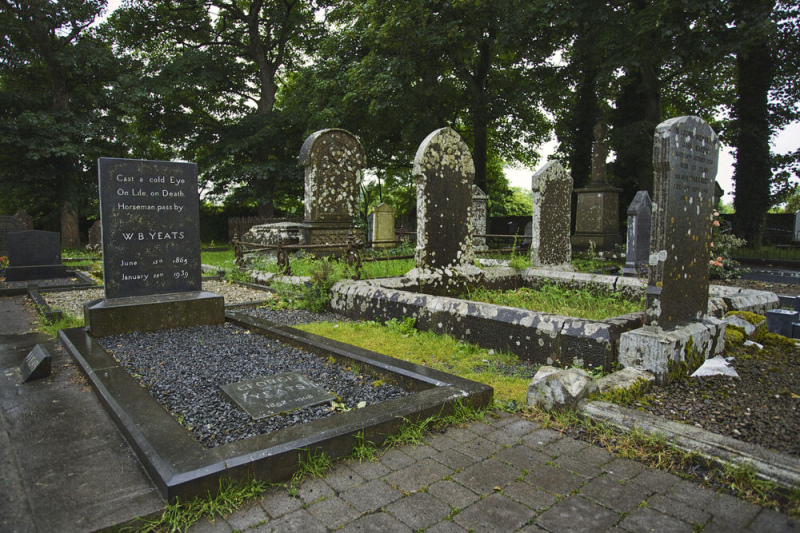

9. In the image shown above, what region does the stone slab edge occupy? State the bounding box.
[58,316,492,503]
[580,400,800,489]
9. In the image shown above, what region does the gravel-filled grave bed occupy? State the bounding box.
[96,319,410,448]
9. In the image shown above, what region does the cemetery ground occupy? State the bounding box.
[1,253,799,531]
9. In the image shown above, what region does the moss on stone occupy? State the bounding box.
[725,327,746,347]
[667,337,706,383]
[725,310,766,325]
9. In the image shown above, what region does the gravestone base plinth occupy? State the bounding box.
[84,291,224,337]
[618,318,725,384]
[405,264,485,297]
[571,186,622,251]
[5,264,68,281]
[303,222,355,249]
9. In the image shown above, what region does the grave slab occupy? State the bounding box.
[220,372,336,419]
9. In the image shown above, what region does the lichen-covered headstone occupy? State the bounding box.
[623,191,652,276]
[408,127,482,294]
[530,161,573,269]
[370,202,396,249]
[299,129,366,225]
[471,185,489,250]
[646,116,720,329]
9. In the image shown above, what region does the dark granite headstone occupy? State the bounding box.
[645,116,720,329]
[0,215,27,257]
[623,191,652,275]
[220,372,336,420]
[20,344,52,382]
[530,161,573,269]
[5,230,67,281]
[97,158,202,299]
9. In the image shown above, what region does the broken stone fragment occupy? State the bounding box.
[526,366,597,411]
[594,367,655,394]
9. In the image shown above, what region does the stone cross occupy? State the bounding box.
[590,121,609,186]
[645,116,720,329]
[530,161,573,269]
[623,191,652,276]
[409,127,481,294]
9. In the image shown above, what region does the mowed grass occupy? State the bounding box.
[463,284,643,320]
[294,319,535,405]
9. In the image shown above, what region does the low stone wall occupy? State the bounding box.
[329,268,780,372]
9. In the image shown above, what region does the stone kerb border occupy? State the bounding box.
[58,312,492,502]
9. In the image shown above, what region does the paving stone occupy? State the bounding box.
[252,508,327,532]
[452,459,520,495]
[426,520,469,532]
[186,517,233,532]
[402,442,437,460]
[346,457,391,481]
[502,481,558,511]
[493,444,549,471]
[384,457,454,492]
[663,481,717,510]
[704,492,761,527]
[554,454,604,478]
[225,501,269,531]
[701,517,749,533]
[380,448,416,471]
[322,463,366,493]
[645,492,711,526]
[341,479,403,513]
[386,491,453,530]
[630,467,683,494]
[432,448,480,471]
[466,420,496,436]
[571,443,615,467]
[535,495,620,532]
[543,436,589,458]
[580,475,646,513]
[305,495,361,529]
[296,477,335,504]
[444,426,479,443]
[601,457,647,481]
[454,493,536,531]
[485,428,524,446]
[259,489,303,519]
[456,435,503,461]
[522,428,563,449]
[500,418,541,438]
[617,506,693,533]
[427,480,481,509]
[485,410,518,427]
[337,511,412,533]
[525,464,586,496]
[426,432,459,452]
[747,508,800,532]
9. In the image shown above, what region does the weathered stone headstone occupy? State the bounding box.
[0,215,27,257]
[5,230,67,281]
[471,186,489,250]
[85,158,223,336]
[14,210,34,230]
[530,161,573,270]
[220,372,335,420]
[298,129,366,245]
[572,122,622,250]
[370,202,396,249]
[20,344,51,382]
[408,127,482,294]
[645,116,720,329]
[622,191,652,276]
[88,220,102,250]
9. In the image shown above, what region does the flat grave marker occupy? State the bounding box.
[220,372,336,420]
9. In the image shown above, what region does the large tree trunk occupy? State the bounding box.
[732,1,775,248]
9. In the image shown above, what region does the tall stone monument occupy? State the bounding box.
[298,129,366,246]
[530,161,573,270]
[622,191,652,276]
[618,116,725,383]
[407,127,482,295]
[572,122,622,250]
[84,158,223,336]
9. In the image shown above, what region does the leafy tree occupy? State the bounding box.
[0,0,120,245]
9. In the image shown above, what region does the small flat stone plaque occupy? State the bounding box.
[220,372,335,420]
[20,344,51,382]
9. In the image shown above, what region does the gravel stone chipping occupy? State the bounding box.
[96,321,409,448]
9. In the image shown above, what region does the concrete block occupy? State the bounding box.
[766,309,799,337]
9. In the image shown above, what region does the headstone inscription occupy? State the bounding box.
[5,230,68,281]
[645,116,720,329]
[408,127,482,295]
[20,344,52,382]
[97,158,202,299]
[530,161,573,270]
[0,215,27,257]
[220,373,335,420]
[623,191,652,276]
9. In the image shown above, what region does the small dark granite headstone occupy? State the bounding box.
[530,161,573,269]
[97,158,202,299]
[623,191,652,275]
[645,116,720,329]
[767,309,800,337]
[220,372,336,419]
[20,344,52,382]
[5,230,67,281]
[0,215,27,257]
